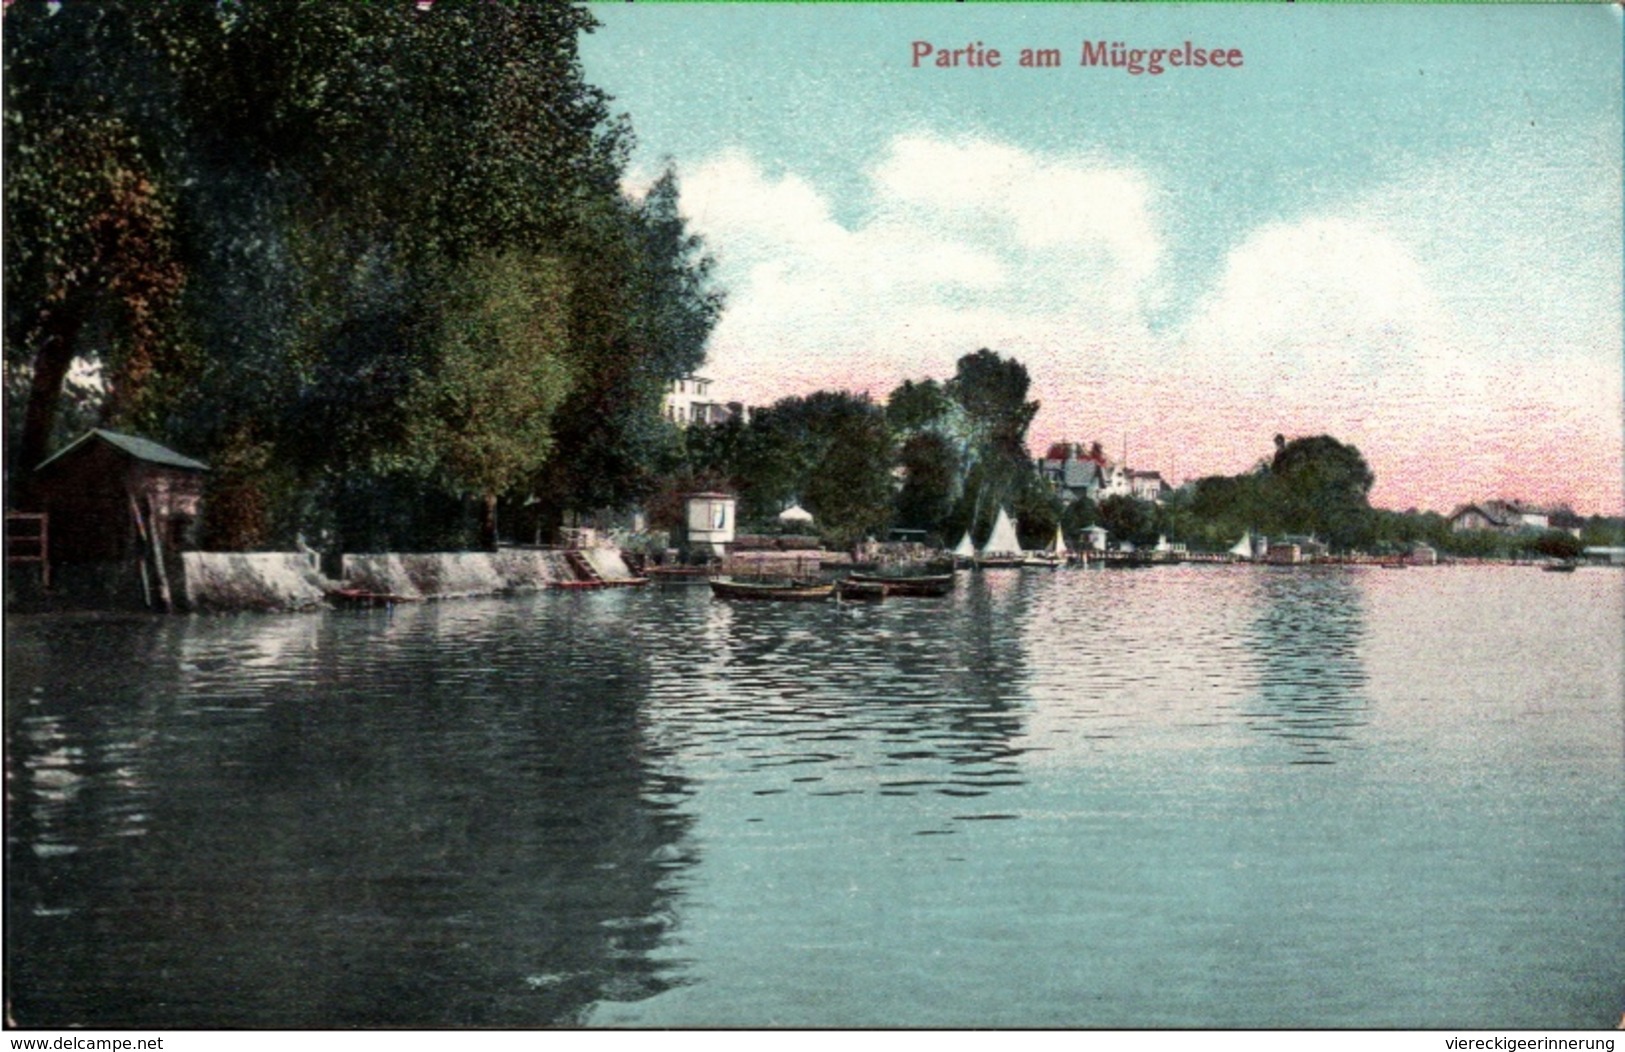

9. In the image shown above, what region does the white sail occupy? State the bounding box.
[1229,533,1253,559]
[981,507,1022,555]
[1049,525,1069,556]
[952,531,976,559]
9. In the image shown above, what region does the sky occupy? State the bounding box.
[581,4,1623,515]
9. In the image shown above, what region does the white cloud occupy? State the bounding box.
[663,129,1622,512]
[868,134,1161,283]
[672,134,1163,404]
[1169,186,1620,510]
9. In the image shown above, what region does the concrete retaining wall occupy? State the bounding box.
[582,547,637,581]
[159,548,636,611]
[182,552,333,612]
[341,549,580,599]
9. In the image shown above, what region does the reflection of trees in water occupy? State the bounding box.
[673,573,1032,807]
[1241,570,1371,764]
[5,615,185,1026]
[4,602,696,1027]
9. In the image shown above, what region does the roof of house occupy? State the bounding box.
[35,429,209,474]
[1451,500,1551,527]
[1061,460,1105,488]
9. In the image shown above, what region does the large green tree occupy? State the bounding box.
[4,4,191,484]
[1265,433,1376,549]
[397,251,576,549]
[5,1,720,552]
[894,431,959,536]
[525,167,722,533]
[944,349,1045,544]
[722,391,895,547]
[1097,494,1158,548]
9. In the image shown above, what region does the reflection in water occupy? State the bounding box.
[6,567,1621,1029]
[1241,570,1370,763]
[642,573,1032,829]
[5,601,694,1027]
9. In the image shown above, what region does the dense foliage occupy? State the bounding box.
[4,1,720,551]
[678,349,1061,549]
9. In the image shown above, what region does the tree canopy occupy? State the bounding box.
[1265,433,1376,548]
[4,0,720,551]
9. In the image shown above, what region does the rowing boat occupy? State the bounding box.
[846,572,956,597]
[709,577,834,601]
[836,578,887,602]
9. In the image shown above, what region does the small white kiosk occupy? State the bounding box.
[684,491,737,557]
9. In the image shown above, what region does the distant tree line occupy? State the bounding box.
[673,370,1617,559]
[5,1,721,552]
[1136,434,1607,559]
[664,348,1058,550]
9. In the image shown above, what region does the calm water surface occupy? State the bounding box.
[6,565,1622,1028]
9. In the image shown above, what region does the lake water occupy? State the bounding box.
[5,564,1622,1029]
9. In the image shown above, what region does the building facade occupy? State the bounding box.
[1036,442,1166,505]
[1448,501,1551,533]
[663,375,750,427]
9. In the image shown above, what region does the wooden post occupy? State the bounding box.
[128,494,153,609]
[128,492,171,612]
[148,497,173,613]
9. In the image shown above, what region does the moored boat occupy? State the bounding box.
[709,577,834,601]
[976,507,1025,569]
[836,578,887,602]
[847,571,956,597]
[1022,524,1069,569]
[326,587,421,608]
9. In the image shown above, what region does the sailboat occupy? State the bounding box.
[1229,532,1255,561]
[951,531,977,568]
[977,507,1025,569]
[1024,524,1069,569]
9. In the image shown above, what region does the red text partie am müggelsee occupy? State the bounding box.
[911,40,1244,75]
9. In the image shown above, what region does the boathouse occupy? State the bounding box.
[31,429,208,609]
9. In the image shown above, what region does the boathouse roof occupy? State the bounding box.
[35,429,209,474]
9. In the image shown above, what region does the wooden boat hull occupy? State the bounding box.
[848,572,955,597]
[709,578,834,601]
[836,579,887,601]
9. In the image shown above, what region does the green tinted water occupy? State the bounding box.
[6,565,1620,1027]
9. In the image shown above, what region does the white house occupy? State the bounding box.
[1129,470,1169,503]
[1035,442,1165,505]
[1448,500,1550,533]
[662,375,750,427]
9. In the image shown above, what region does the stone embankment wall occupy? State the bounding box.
[341,549,596,599]
[17,548,640,614]
[182,552,334,612]
[580,548,637,581]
